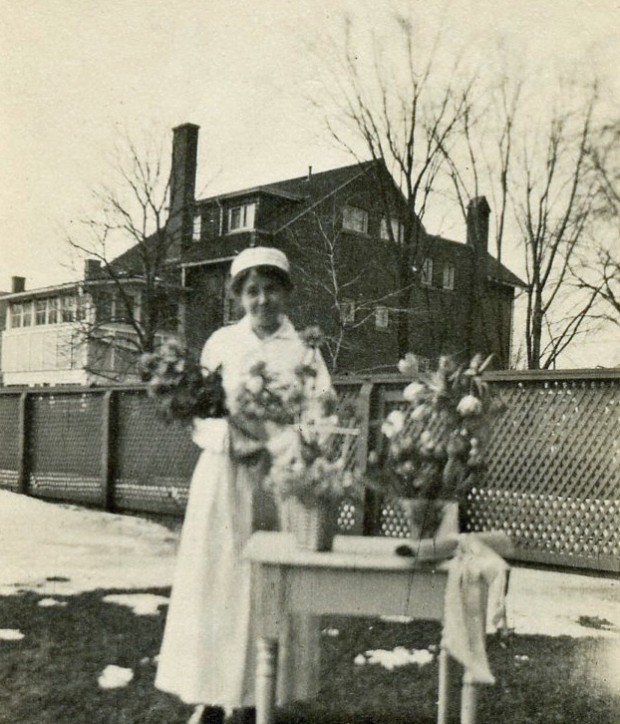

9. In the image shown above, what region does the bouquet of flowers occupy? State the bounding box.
[369,352,505,503]
[139,340,227,423]
[234,327,362,508]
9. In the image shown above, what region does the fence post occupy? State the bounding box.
[17,391,30,496]
[101,389,117,512]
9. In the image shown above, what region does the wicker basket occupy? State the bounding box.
[279,497,335,552]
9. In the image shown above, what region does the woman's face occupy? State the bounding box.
[239,268,289,334]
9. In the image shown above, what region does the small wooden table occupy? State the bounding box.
[245,532,486,724]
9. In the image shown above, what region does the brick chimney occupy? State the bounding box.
[11,276,25,293]
[167,123,199,257]
[84,259,101,280]
[466,196,490,283]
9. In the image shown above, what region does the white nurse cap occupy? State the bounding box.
[230,246,291,281]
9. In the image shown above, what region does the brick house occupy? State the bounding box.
[0,122,523,384]
[173,124,523,372]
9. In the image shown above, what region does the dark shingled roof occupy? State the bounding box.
[429,235,525,289]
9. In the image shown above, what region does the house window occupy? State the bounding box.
[421,258,433,286]
[380,217,404,243]
[48,298,60,324]
[339,300,355,324]
[228,203,256,233]
[10,302,23,328]
[61,295,77,323]
[223,285,243,325]
[375,306,389,329]
[192,214,202,241]
[35,299,47,325]
[343,206,369,234]
[442,263,455,290]
[22,302,33,327]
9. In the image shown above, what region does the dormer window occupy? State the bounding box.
[228,203,256,233]
[343,206,369,234]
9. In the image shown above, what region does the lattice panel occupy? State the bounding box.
[372,378,620,570]
[336,499,360,532]
[114,391,198,514]
[29,392,103,503]
[0,394,20,487]
[462,378,620,568]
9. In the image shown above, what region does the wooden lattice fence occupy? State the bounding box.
[0,369,618,573]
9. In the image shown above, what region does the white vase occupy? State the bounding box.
[398,497,459,541]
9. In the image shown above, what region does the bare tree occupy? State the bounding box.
[67,135,183,380]
[284,200,423,371]
[573,124,620,330]
[444,75,603,369]
[312,13,475,358]
[515,89,601,369]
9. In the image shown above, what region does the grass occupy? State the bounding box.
[0,588,618,723]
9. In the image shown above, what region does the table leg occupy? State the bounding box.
[256,637,278,724]
[460,672,478,724]
[437,648,449,724]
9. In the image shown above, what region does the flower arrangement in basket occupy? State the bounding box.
[237,327,362,550]
[138,340,227,423]
[368,352,505,540]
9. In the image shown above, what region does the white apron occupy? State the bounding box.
[155,420,256,710]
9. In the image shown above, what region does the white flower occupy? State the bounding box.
[381,410,406,438]
[457,394,483,416]
[397,353,419,376]
[403,382,425,402]
[245,375,264,395]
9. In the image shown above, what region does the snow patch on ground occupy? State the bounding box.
[97,665,134,689]
[0,490,619,646]
[355,646,434,670]
[0,629,24,641]
[102,593,169,616]
[0,490,177,596]
[37,598,67,608]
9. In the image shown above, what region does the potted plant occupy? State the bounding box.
[368,352,504,542]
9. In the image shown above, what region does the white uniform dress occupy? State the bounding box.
[155,314,330,711]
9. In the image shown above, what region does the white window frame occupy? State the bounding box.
[339,300,356,324]
[343,206,369,235]
[375,305,389,330]
[228,203,256,233]
[421,258,433,287]
[192,214,202,241]
[380,217,404,243]
[35,299,47,325]
[22,301,33,327]
[61,295,77,323]
[442,263,455,290]
[48,298,60,325]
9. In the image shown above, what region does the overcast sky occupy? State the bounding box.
[1,0,619,364]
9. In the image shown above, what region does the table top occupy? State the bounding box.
[244,532,454,572]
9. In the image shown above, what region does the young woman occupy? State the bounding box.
[155,247,331,724]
